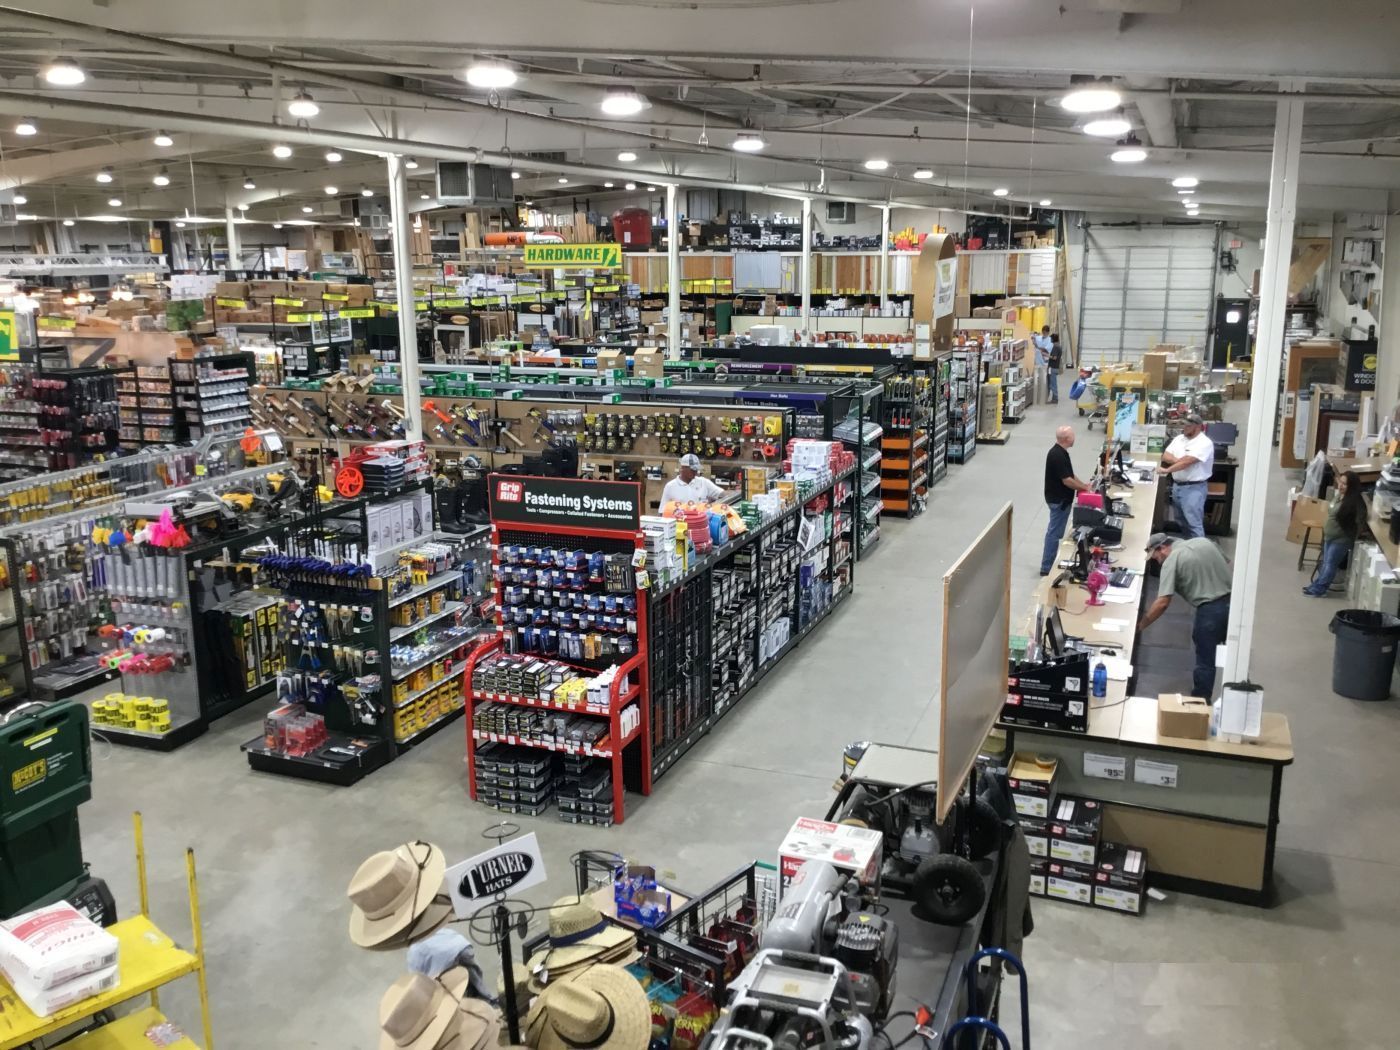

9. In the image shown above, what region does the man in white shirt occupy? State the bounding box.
[661,454,724,506]
[1159,413,1215,539]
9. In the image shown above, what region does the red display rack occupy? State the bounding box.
[463,474,653,823]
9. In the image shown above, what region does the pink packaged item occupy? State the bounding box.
[0,901,120,992]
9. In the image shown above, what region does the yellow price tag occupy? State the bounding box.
[273,297,304,307]
[216,297,247,308]
[322,293,350,303]
[340,307,375,319]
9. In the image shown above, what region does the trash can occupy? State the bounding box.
[1329,610,1400,701]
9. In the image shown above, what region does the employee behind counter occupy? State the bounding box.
[660,453,726,505]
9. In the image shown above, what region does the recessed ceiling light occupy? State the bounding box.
[600,88,648,117]
[1178,188,1195,195]
[14,118,36,136]
[404,157,419,170]
[864,159,890,171]
[511,171,521,180]
[912,168,934,179]
[95,167,113,184]
[361,187,373,197]
[1172,176,1199,188]
[302,205,313,213]
[43,58,85,87]
[604,182,615,188]
[273,144,292,159]
[557,177,569,185]
[62,218,74,227]
[617,151,638,163]
[1082,115,1132,137]
[12,194,26,205]
[153,130,173,148]
[108,197,122,207]
[464,60,517,89]
[646,185,657,191]
[152,167,171,187]
[287,90,319,118]
[324,185,338,195]
[1039,199,1053,206]
[273,222,283,229]
[992,187,1010,197]
[625,182,637,190]
[325,151,342,163]
[242,174,256,190]
[732,132,766,153]
[174,220,185,228]
[1060,80,1121,114]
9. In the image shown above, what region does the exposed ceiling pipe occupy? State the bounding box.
[1124,75,1178,149]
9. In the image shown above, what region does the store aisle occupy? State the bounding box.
[73,399,1399,1049]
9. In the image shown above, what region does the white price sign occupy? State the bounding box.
[1083,752,1127,781]
[1134,758,1179,789]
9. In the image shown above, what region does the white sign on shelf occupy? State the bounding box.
[934,257,958,320]
[1133,758,1179,789]
[445,832,547,918]
[1083,752,1127,781]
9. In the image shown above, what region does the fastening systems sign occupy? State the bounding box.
[522,243,622,270]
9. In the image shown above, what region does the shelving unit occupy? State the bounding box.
[116,365,181,448]
[879,372,935,517]
[0,366,119,477]
[948,346,982,464]
[170,351,254,439]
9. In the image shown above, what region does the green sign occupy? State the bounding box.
[0,310,14,361]
[522,242,622,270]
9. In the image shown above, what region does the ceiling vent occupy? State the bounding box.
[437,163,516,207]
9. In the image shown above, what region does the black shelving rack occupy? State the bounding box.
[171,350,254,440]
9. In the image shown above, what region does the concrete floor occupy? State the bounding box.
[74,395,1400,1049]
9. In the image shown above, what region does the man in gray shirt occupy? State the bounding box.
[1138,533,1232,699]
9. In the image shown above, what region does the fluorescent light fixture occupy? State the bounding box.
[62,218,74,227]
[361,187,373,197]
[617,151,638,163]
[603,181,615,188]
[324,186,338,195]
[287,90,319,118]
[912,168,934,179]
[12,194,26,205]
[464,60,517,89]
[404,157,419,169]
[14,118,36,136]
[601,88,648,117]
[863,158,890,171]
[732,132,766,153]
[175,221,186,228]
[511,171,521,180]
[325,150,342,163]
[43,58,85,86]
[272,144,292,159]
[646,185,657,191]
[153,131,173,147]
[1040,199,1053,206]
[625,182,637,190]
[108,197,122,207]
[273,223,283,229]
[992,187,1010,197]
[1172,176,1199,188]
[96,168,113,183]
[1082,115,1132,137]
[152,167,171,186]
[1178,188,1195,195]
[1060,80,1121,114]
[302,205,314,213]
[557,177,569,184]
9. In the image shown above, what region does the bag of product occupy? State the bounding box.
[0,902,120,992]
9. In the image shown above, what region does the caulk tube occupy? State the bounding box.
[162,551,176,598]
[136,548,151,598]
[111,549,128,597]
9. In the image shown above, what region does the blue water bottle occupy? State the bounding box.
[1092,660,1108,699]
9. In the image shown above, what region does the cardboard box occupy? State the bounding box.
[1161,362,1181,391]
[1286,495,1329,544]
[1157,693,1210,740]
[1092,841,1148,915]
[1019,814,1048,857]
[1048,795,1102,865]
[1141,351,1169,391]
[1045,859,1096,905]
[777,816,883,890]
[595,349,626,373]
[248,279,289,298]
[633,347,665,379]
[1028,857,1048,897]
[1008,752,1058,818]
[216,280,251,299]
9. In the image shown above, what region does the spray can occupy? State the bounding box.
[1092,660,1108,699]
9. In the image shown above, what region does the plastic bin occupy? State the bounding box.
[1328,610,1400,701]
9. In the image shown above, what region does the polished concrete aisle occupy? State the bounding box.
[76,399,1396,1048]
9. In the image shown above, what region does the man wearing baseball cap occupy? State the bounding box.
[1139,533,1232,698]
[1159,413,1215,539]
[661,453,724,506]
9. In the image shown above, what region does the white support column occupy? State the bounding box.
[1224,81,1305,685]
[224,207,240,270]
[666,183,681,359]
[387,154,423,438]
[800,197,813,336]
[879,206,891,311]
[1374,198,1400,410]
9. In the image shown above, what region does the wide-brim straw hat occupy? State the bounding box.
[525,965,650,1050]
[350,841,448,948]
[526,896,634,977]
[379,968,472,1050]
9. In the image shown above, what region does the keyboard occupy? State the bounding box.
[1109,568,1134,588]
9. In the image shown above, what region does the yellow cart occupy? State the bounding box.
[0,813,213,1050]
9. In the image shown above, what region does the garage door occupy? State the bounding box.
[1079,226,1217,366]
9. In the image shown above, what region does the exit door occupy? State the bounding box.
[1212,296,1251,368]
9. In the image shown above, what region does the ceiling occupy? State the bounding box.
[1,0,1400,231]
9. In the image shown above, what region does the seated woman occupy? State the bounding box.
[1303,469,1365,597]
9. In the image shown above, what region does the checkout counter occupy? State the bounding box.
[998,456,1293,906]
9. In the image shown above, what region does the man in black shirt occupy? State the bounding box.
[1041,425,1091,575]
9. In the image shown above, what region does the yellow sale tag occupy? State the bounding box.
[273,297,304,307]
[216,297,247,308]
[322,293,350,303]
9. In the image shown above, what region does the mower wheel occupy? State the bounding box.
[912,854,985,926]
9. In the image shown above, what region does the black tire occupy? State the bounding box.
[966,797,1003,860]
[912,854,985,926]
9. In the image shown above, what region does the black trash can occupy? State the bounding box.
[1329,610,1400,701]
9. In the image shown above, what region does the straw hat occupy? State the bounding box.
[527,965,650,1050]
[526,897,634,979]
[379,969,472,1050]
[350,841,448,948]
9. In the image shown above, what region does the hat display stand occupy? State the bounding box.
[466,820,538,1045]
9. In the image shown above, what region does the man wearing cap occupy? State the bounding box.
[1034,325,1058,404]
[1159,414,1215,539]
[661,453,724,505]
[1139,533,1232,698]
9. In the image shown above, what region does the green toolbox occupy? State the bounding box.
[0,701,92,918]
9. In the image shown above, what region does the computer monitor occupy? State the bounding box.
[1043,604,1068,658]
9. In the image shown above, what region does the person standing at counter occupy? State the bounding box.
[1041,425,1092,576]
[661,453,724,505]
[1139,533,1232,698]
[1158,414,1215,538]
[1303,469,1365,597]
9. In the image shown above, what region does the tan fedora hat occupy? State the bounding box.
[531,965,650,1050]
[379,968,471,1050]
[350,841,448,948]
[457,998,501,1050]
[527,897,634,978]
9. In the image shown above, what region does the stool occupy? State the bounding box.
[1297,524,1324,572]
